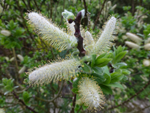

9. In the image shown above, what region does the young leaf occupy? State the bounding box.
[95,58,112,67]
[23,91,30,104]
[81,63,92,73]
[100,85,113,95]
[92,73,106,83]
[101,66,111,84]
[103,82,124,89]
[91,54,96,67]
[112,51,127,64]
[110,72,124,83]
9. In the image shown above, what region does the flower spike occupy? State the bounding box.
[27,12,77,51]
[29,59,81,86]
[91,17,116,55]
[78,77,105,110]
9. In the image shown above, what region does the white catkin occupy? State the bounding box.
[1,30,11,36]
[28,12,77,51]
[125,41,140,49]
[18,66,26,74]
[91,17,116,55]
[126,32,142,44]
[67,21,75,36]
[143,59,150,67]
[144,43,150,50]
[78,77,105,110]
[29,59,81,86]
[84,31,95,54]
[17,54,24,62]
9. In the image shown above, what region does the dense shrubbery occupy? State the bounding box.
[0,0,150,113]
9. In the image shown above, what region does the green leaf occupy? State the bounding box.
[95,58,112,67]
[91,54,96,67]
[92,73,106,83]
[103,73,111,84]
[110,72,124,83]
[101,66,111,84]
[81,63,92,73]
[92,66,103,74]
[103,82,124,89]
[72,88,78,93]
[113,51,127,64]
[23,91,30,104]
[112,62,127,68]
[73,78,80,89]
[100,85,112,95]
[121,69,131,75]
[102,66,110,76]
[96,53,106,59]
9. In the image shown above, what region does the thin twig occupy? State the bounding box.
[34,80,64,102]
[12,48,19,81]
[82,0,88,27]
[73,11,86,56]
[107,76,150,110]
[93,0,107,30]
[33,0,40,11]
[70,94,76,113]
[22,0,29,10]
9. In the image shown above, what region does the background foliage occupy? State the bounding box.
[0,0,150,113]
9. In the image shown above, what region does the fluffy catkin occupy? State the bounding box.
[84,31,95,54]
[126,32,142,44]
[125,41,140,49]
[29,59,81,86]
[78,77,105,110]
[27,12,77,51]
[91,17,116,55]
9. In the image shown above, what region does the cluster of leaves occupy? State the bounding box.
[73,46,129,96]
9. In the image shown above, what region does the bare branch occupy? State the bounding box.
[93,0,107,30]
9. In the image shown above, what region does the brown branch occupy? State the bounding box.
[93,0,107,30]
[12,91,38,113]
[82,0,88,27]
[12,48,19,81]
[107,76,150,110]
[73,11,86,57]
[70,94,76,113]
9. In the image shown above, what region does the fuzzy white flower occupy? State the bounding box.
[145,38,150,44]
[17,54,24,62]
[27,12,77,51]
[111,4,117,10]
[80,9,85,19]
[78,77,105,109]
[84,31,95,54]
[126,32,142,44]
[144,43,150,50]
[143,59,150,67]
[125,41,140,49]
[91,17,116,55]
[62,10,75,20]
[29,59,81,85]
[67,21,75,36]
[18,66,26,74]
[1,30,11,36]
